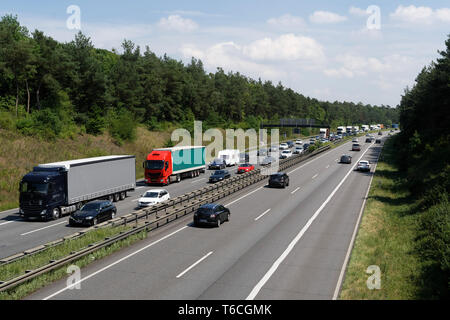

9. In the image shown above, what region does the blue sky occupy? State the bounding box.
[2,1,449,107]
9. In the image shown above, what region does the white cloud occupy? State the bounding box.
[324,53,416,79]
[389,5,450,25]
[436,8,450,22]
[349,6,369,17]
[158,15,198,32]
[309,11,347,24]
[390,5,433,24]
[243,34,325,63]
[267,14,306,29]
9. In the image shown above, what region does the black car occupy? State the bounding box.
[286,141,294,148]
[193,203,230,227]
[208,158,226,170]
[269,172,290,188]
[69,200,116,226]
[365,138,373,143]
[303,143,310,150]
[209,170,231,183]
[375,139,382,144]
[340,154,352,164]
[378,131,383,135]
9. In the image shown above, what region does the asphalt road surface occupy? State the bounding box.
[26,135,386,300]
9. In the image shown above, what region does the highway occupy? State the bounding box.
[0,165,245,259]
[26,135,385,300]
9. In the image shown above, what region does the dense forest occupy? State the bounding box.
[395,35,449,298]
[0,15,398,141]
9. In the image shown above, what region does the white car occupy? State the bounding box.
[138,189,170,207]
[352,138,358,143]
[280,150,293,159]
[295,139,303,145]
[279,143,289,150]
[356,160,371,172]
[293,146,304,154]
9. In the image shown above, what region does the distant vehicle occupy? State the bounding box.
[268,172,290,188]
[279,143,289,150]
[293,146,304,154]
[239,153,250,163]
[352,143,361,151]
[193,203,230,227]
[209,170,231,183]
[378,131,383,136]
[320,138,328,143]
[69,200,116,226]
[280,150,293,159]
[257,148,267,156]
[218,149,240,166]
[375,139,382,144]
[352,138,358,143]
[356,160,371,172]
[295,139,303,145]
[261,156,276,166]
[286,141,294,148]
[269,145,279,152]
[340,155,352,164]
[237,163,255,174]
[138,189,170,207]
[303,143,310,150]
[365,138,373,143]
[209,158,226,170]
[145,146,205,185]
[20,155,135,221]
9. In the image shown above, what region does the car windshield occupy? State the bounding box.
[145,160,164,170]
[359,161,369,165]
[241,164,251,167]
[282,150,290,153]
[81,203,101,211]
[212,158,223,164]
[20,182,48,195]
[353,144,359,147]
[213,170,225,175]
[143,192,159,198]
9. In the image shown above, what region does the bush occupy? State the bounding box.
[15,109,65,139]
[416,197,450,299]
[0,111,16,130]
[106,109,137,144]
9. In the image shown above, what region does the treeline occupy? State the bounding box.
[0,14,398,142]
[395,35,449,298]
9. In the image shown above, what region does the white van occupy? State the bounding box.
[218,149,240,166]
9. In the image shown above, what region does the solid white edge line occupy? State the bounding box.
[43,225,188,300]
[312,174,318,180]
[20,220,68,236]
[176,251,213,278]
[254,209,271,221]
[246,143,374,300]
[332,144,382,300]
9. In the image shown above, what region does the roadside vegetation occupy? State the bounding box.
[341,35,450,300]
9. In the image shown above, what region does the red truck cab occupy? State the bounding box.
[144,150,172,185]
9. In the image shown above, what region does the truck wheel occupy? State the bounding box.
[113,193,120,202]
[52,208,60,220]
[120,192,126,200]
[176,174,181,183]
[108,195,114,202]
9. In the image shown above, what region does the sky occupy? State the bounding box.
[2,0,449,107]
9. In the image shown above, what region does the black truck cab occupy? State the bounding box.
[19,166,67,220]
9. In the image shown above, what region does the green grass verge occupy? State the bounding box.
[0,224,148,300]
[339,138,423,299]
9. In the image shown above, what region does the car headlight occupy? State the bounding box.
[19,208,24,214]
[40,210,47,215]
[210,214,215,218]
[85,216,93,220]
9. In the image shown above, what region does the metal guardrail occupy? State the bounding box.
[0,143,339,292]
